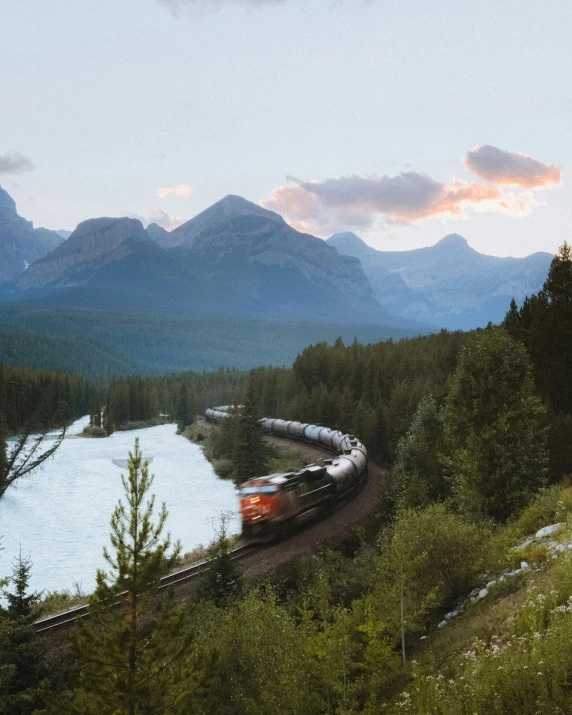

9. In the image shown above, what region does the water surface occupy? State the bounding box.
[0,417,239,593]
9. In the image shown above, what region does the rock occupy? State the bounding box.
[420,635,427,640]
[437,620,447,629]
[514,538,534,551]
[477,588,488,600]
[469,588,480,598]
[444,611,458,621]
[486,580,497,589]
[555,544,567,553]
[521,561,529,570]
[535,523,564,539]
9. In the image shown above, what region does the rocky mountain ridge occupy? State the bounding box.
[0,186,65,283]
[6,196,407,327]
[328,232,553,330]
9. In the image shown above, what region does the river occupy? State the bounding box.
[0,417,240,594]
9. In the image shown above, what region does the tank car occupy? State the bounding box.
[206,406,368,537]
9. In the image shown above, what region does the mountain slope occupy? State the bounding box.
[13,216,251,316]
[0,186,65,283]
[152,194,399,324]
[328,232,553,329]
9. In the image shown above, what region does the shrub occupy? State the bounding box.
[393,504,489,605]
[81,425,108,438]
[514,482,572,537]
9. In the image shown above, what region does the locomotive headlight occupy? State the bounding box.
[250,496,260,504]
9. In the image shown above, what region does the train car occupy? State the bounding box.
[206,406,368,536]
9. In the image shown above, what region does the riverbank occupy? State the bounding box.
[0,416,240,594]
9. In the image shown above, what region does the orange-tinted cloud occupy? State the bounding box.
[155,184,192,199]
[464,145,561,188]
[262,173,504,235]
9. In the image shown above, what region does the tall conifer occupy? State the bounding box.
[233,381,268,485]
[68,440,200,714]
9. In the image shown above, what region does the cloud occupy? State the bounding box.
[464,145,561,188]
[0,152,34,175]
[262,173,505,235]
[127,209,187,231]
[155,184,193,199]
[148,209,187,230]
[160,0,285,16]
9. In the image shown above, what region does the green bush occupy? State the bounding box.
[387,504,489,606]
[514,482,572,537]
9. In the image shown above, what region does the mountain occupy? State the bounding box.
[328,232,553,330]
[11,200,402,324]
[149,194,394,323]
[0,185,65,283]
[12,216,241,316]
[145,222,169,242]
[0,197,431,374]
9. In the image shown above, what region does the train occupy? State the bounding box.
[205,406,368,537]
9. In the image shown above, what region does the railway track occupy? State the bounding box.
[35,417,371,635]
[35,542,258,634]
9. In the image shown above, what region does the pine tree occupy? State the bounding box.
[502,297,520,334]
[233,381,268,485]
[543,241,572,307]
[176,383,191,432]
[1,552,47,715]
[391,394,446,513]
[443,327,548,521]
[0,369,8,483]
[200,515,241,607]
[68,439,199,714]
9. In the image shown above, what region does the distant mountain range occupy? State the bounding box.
[8,194,412,326]
[0,187,555,373]
[328,232,553,330]
[0,186,65,283]
[0,192,423,374]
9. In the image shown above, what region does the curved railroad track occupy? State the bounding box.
[35,426,382,635]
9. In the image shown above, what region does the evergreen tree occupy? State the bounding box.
[66,439,199,714]
[233,381,268,485]
[200,515,241,607]
[391,394,446,513]
[0,365,8,483]
[443,327,548,521]
[502,297,520,333]
[0,552,47,715]
[176,383,191,432]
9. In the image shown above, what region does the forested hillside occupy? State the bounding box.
[1,244,572,714]
[0,363,91,434]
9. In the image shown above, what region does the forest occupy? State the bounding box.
[0,243,571,713]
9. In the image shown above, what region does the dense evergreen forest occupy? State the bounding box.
[0,364,91,434]
[0,244,571,713]
[103,244,572,482]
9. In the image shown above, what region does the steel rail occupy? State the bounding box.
[34,426,364,635]
[34,542,257,634]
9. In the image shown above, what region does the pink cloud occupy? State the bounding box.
[262,173,504,235]
[155,184,192,199]
[464,145,561,188]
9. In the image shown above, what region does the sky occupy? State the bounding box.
[1,0,571,257]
